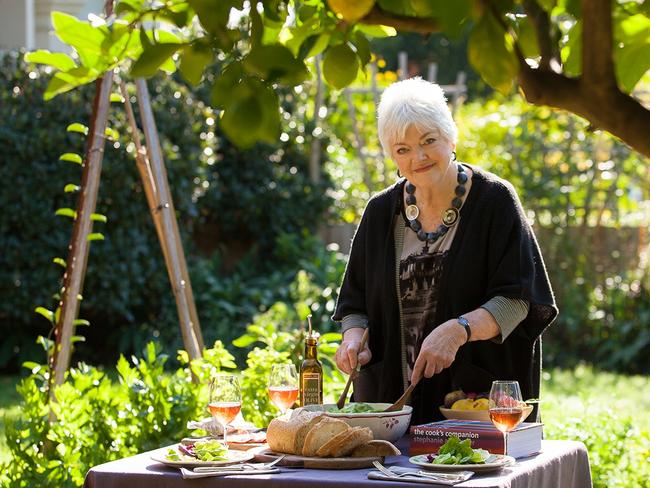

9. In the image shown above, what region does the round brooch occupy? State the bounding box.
[405,204,420,221]
[442,208,459,227]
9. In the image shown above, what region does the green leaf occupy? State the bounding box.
[322,43,360,89]
[35,307,54,323]
[243,44,309,85]
[514,15,540,59]
[53,257,67,267]
[300,32,331,60]
[24,50,77,71]
[250,6,263,47]
[64,184,80,193]
[115,0,144,16]
[105,127,119,140]
[468,13,518,94]
[87,233,105,241]
[55,207,77,219]
[428,0,470,38]
[131,43,182,77]
[110,93,125,103]
[44,74,79,100]
[91,213,108,223]
[232,335,258,347]
[356,24,397,38]
[616,41,650,92]
[211,62,243,109]
[51,12,107,67]
[220,86,264,148]
[66,123,89,135]
[561,20,581,77]
[74,319,91,326]
[179,44,213,85]
[352,32,371,68]
[44,67,98,100]
[59,152,83,164]
[71,335,86,344]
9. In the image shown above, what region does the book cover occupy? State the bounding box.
[410,420,543,458]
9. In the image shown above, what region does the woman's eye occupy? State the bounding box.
[424,137,436,145]
[396,147,408,155]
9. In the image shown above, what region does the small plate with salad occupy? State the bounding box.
[409,436,515,473]
[152,439,255,468]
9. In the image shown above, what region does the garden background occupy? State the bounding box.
[1,2,650,487]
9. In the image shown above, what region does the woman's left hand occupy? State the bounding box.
[411,320,466,384]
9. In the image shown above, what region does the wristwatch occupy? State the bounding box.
[457,316,471,343]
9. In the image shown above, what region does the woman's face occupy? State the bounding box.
[391,125,456,187]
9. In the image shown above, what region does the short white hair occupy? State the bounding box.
[377,77,458,156]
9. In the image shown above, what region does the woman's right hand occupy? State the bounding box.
[336,327,372,375]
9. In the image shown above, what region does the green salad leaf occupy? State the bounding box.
[428,435,490,465]
[328,402,382,413]
[194,439,229,461]
[166,447,181,461]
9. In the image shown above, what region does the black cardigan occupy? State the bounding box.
[333,165,558,425]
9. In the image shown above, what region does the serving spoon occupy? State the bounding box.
[383,379,418,412]
[335,328,369,409]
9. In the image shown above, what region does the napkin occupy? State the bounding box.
[180,467,280,479]
[367,466,473,485]
[187,413,261,436]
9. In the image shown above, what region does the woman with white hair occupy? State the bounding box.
[333,78,557,424]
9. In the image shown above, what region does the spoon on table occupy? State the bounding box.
[335,328,369,410]
[383,378,419,412]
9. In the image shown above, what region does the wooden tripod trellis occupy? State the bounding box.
[50,1,203,396]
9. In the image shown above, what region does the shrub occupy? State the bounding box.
[0,50,333,370]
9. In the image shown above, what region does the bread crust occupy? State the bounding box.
[301,417,349,456]
[266,411,323,454]
[350,439,401,457]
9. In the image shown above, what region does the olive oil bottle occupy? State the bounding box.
[300,316,323,406]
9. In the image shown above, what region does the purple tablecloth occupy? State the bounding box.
[84,439,592,488]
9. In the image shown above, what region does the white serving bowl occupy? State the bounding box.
[299,403,412,442]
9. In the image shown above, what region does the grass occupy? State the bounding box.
[0,375,22,464]
[1,366,649,486]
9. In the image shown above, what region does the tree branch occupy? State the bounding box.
[361,5,439,34]
[581,0,616,87]
[519,64,650,157]
[522,0,556,70]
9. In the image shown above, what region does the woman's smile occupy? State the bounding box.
[413,163,434,173]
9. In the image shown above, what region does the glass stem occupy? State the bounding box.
[223,423,228,445]
[503,432,507,456]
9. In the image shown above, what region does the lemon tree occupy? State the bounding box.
[25,0,650,157]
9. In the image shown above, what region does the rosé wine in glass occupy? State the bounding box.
[489,381,524,455]
[268,364,299,414]
[209,373,241,445]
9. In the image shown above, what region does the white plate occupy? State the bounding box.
[151,446,255,468]
[409,454,516,473]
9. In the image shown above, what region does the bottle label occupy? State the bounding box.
[301,373,322,405]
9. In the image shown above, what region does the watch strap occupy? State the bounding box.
[457,316,471,343]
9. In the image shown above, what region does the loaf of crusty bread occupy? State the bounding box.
[266,410,324,454]
[350,439,401,457]
[301,417,349,456]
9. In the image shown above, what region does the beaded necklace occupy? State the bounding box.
[404,163,468,243]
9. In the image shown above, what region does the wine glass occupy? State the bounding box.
[489,380,525,456]
[208,373,241,446]
[268,363,299,415]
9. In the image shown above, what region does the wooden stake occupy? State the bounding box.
[51,70,114,392]
[135,78,204,361]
